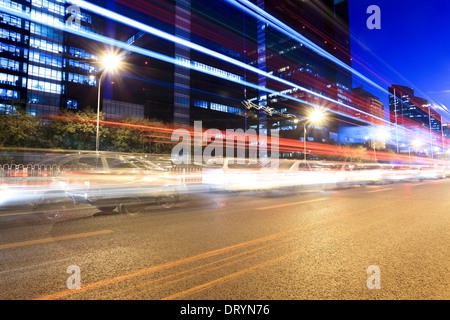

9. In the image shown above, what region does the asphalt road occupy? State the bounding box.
[0,178,449,300]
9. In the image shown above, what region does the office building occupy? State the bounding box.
[389,84,442,144]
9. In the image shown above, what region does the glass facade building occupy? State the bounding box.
[389,84,443,148]
[0,0,30,113]
[0,0,99,115]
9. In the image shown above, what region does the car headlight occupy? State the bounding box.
[0,185,10,205]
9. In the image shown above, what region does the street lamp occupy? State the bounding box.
[409,140,422,164]
[372,128,389,161]
[309,109,325,124]
[422,104,433,159]
[94,53,122,152]
[296,108,325,160]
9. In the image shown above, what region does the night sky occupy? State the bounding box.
[348,0,450,122]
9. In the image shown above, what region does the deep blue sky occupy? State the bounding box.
[348,0,450,122]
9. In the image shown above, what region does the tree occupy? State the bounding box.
[0,104,174,154]
[0,108,42,148]
[105,115,172,154]
[341,144,370,163]
[45,108,109,150]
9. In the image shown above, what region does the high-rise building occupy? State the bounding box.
[0,0,31,113]
[352,85,384,125]
[389,84,442,149]
[0,0,100,115]
[245,0,354,143]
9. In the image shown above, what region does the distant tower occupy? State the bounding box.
[173,0,192,126]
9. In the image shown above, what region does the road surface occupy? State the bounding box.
[0,179,448,300]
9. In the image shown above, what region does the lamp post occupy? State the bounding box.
[295,108,325,161]
[422,104,433,159]
[94,53,121,152]
[372,128,389,162]
[409,140,422,164]
[95,71,105,152]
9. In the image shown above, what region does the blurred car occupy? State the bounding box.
[354,163,392,185]
[335,163,366,186]
[416,165,446,180]
[49,153,186,215]
[271,160,339,189]
[202,157,274,192]
[383,165,421,183]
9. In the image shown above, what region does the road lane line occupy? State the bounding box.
[256,197,328,210]
[35,195,415,300]
[0,230,114,250]
[365,188,393,193]
[114,239,287,300]
[36,229,306,300]
[0,258,72,274]
[161,208,409,300]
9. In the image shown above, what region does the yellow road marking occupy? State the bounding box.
[36,194,417,300]
[365,188,393,193]
[161,209,407,300]
[256,197,328,210]
[115,239,286,300]
[0,230,113,250]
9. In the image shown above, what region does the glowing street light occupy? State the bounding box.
[297,108,326,160]
[370,127,389,161]
[101,53,122,71]
[308,109,325,125]
[409,140,423,164]
[94,52,122,152]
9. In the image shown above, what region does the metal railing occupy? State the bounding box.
[1,163,204,185]
[0,163,62,184]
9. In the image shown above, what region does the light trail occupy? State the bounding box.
[47,114,441,164]
[0,2,438,149]
[225,0,388,94]
[66,0,394,127]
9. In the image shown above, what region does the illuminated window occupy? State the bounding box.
[30,37,63,53]
[210,103,227,112]
[29,50,62,67]
[0,0,31,14]
[30,23,63,41]
[0,57,20,71]
[29,65,62,81]
[66,99,78,109]
[66,47,97,60]
[0,72,19,85]
[0,12,22,28]
[28,79,61,94]
[193,100,208,109]
[0,88,19,99]
[0,103,16,114]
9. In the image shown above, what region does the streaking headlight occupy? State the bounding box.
[58,181,68,187]
[0,184,10,205]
